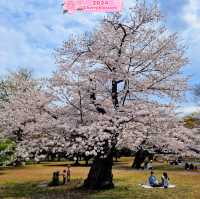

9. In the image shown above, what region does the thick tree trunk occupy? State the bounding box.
[113,149,119,162]
[83,153,114,189]
[85,159,89,166]
[132,148,150,169]
[84,156,90,166]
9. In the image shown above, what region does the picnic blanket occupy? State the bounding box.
[140,184,176,189]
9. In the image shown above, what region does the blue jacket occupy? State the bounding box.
[149,175,157,186]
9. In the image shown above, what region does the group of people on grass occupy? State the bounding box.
[148,171,170,188]
[185,162,198,171]
[49,161,197,188]
[49,165,71,186]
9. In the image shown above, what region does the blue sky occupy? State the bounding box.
[0,0,200,114]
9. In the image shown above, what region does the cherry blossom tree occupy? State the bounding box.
[0,68,32,105]
[0,71,66,163]
[52,1,190,189]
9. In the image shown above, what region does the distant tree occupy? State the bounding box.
[0,68,33,105]
[0,139,15,166]
[183,113,200,154]
[0,70,65,162]
[184,115,200,129]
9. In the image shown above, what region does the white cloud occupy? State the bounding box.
[0,0,137,77]
[179,0,200,79]
[182,0,200,44]
[0,0,106,77]
[176,105,200,116]
[182,0,200,30]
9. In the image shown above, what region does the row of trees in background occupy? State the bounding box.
[0,1,200,189]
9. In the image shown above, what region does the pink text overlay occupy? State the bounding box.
[63,0,123,13]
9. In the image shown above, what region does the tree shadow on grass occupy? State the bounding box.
[42,163,91,167]
[153,164,184,171]
[0,179,93,199]
[114,164,134,171]
[0,172,5,176]
[31,189,91,199]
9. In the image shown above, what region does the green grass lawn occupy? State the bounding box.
[0,157,200,199]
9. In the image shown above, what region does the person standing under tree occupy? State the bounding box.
[67,165,71,182]
[62,170,67,185]
[147,160,153,170]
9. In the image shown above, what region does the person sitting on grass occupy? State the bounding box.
[67,164,71,182]
[148,171,160,187]
[185,162,189,170]
[49,171,60,186]
[161,172,170,188]
[189,163,194,170]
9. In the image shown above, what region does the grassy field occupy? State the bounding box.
[0,157,200,199]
